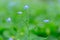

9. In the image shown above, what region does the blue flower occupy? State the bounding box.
[17,11,23,14]
[24,5,29,9]
[7,17,11,22]
[9,37,13,40]
[43,20,49,23]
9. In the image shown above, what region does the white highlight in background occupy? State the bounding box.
[8,1,16,7]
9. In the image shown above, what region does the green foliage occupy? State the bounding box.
[0,0,60,40]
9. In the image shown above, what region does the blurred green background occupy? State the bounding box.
[0,0,60,40]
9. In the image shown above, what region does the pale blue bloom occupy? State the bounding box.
[17,11,22,14]
[7,17,11,22]
[9,38,13,40]
[24,5,29,9]
[43,20,49,23]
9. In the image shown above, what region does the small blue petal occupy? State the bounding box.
[43,20,49,23]
[7,17,11,22]
[24,5,29,9]
[17,11,22,14]
[9,38,13,40]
